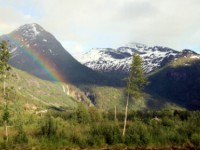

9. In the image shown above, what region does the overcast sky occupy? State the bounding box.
[0,0,200,57]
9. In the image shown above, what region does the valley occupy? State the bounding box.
[0,23,199,149]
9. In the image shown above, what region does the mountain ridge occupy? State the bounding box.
[77,42,199,74]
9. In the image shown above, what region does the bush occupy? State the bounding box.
[125,121,150,147]
[167,130,186,145]
[89,122,122,145]
[161,117,175,127]
[75,104,91,124]
[89,107,103,122]
[191,133,200,146]
[69,130,87,147]
[40,116,57,138]
[14,124,28,144]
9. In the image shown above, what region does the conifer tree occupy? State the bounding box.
[123,53,147,137]
[0,40,11,142]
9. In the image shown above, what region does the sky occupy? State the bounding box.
[0,0,200,57]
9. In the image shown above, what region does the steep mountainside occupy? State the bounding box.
[146,55,200,110]
[0,67,92,112]
[78,43,198,74]
[0,23,108,85]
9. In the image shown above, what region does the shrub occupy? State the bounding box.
[75,104,91,124]
[89,107,103,122]
[89,122,122,145]
[40,116,57,138]
[191,133,200,146]
[125,121,150,147]
[14,124,28,144]
[167,130,186,145]
[69,130,87,147]
[161,117,175,127]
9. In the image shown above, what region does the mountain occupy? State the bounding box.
[1,67,92,111]
[146,55,200,110]
[0,23,108,85]
[78,42,198,74]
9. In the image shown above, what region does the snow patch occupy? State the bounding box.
[49,49,52,53]
[43,39,47,42]
[190,55,200,59]
[31,24,40,36]
[10,47,17,53]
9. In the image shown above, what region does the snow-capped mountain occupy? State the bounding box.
[78,42,198,74]
[0,23,107,84]
[0,23,73,81]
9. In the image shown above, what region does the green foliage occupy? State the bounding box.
[191,133,200,146]
[14,123,28,144]
[0,40,11,111]
[2,105,9,122]
[127,53,148,99]
[40,115,57,138]
[69,127,88,147]
[125,121,150,147]
[89,107,103,122]
[0,40,11,143]
[90,122,122,145]
[0,142,7,149]
[0,40,11,78]
[74,103,91,124]
[161,116,174,127]
[0,108,199,149]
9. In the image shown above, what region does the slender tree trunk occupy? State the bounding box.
[114,105,117,121]
[123,92,129,137]
[3,78,5,96]
[3,77,8,142]
[4,120,8,142]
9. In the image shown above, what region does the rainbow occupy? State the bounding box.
[5,33,67,83]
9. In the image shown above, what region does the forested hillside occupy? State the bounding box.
[147,56,200,110]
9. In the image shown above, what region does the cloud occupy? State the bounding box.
[0,3,37,34]
[0,0,200,55]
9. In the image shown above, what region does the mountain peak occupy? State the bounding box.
[15,23,44,38]
[0,23,110,85]
[125,42,147,49]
